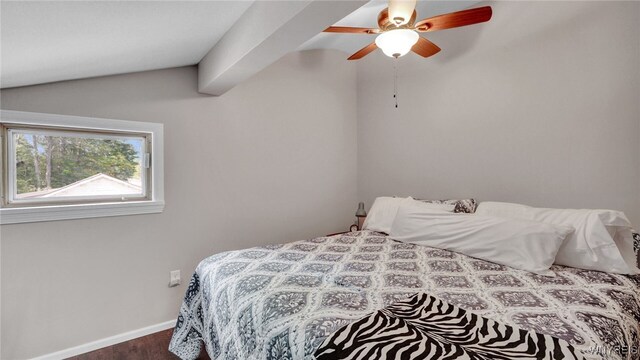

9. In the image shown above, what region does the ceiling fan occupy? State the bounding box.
[323,0,492,60]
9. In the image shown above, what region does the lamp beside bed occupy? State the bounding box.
[355,202,367,231]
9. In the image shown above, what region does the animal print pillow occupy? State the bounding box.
[416,198,477,214]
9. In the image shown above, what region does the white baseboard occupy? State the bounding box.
[29,320,177,360]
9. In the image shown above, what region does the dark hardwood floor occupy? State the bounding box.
[66,329,211,360]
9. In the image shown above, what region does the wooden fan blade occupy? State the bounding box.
[348,42,378,60]
[411,37,441,58]
[378,8,391,29]
[324,26,380,34]
[415,6,492,32]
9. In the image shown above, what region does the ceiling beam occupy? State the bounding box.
[197,0,367,96]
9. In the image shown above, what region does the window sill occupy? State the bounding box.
[0,200,165,225]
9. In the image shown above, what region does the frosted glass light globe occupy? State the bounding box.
[375,29,419,58]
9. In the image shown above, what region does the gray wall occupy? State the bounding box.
[0,49,358,359]
[357,1,640,226]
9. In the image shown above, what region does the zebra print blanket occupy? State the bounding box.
[315,292,584,360]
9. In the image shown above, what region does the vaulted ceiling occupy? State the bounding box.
[1,1,480,94]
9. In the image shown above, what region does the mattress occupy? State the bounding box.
[169,230,640,360]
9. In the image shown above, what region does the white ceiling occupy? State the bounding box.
[1,0,482,89]
[0,0,254,89]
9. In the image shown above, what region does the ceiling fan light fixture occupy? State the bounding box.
[388,0,417,26]
[375,29,419,58]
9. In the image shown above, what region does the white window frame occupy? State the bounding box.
[0,110,164,224]
[6,127,150,205]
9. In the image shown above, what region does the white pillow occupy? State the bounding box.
[476,202,639,274]
[363,197,454,234]
[389,199,574,276]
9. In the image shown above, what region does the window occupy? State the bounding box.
[7,127,149,205]
[1,110,164,224]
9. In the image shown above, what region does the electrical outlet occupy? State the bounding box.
[169,270,181,287]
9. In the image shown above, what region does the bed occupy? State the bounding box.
[169,230,640,360]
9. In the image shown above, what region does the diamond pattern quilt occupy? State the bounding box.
[169,230,640,360]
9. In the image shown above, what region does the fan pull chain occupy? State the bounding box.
[393,57,398,108]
